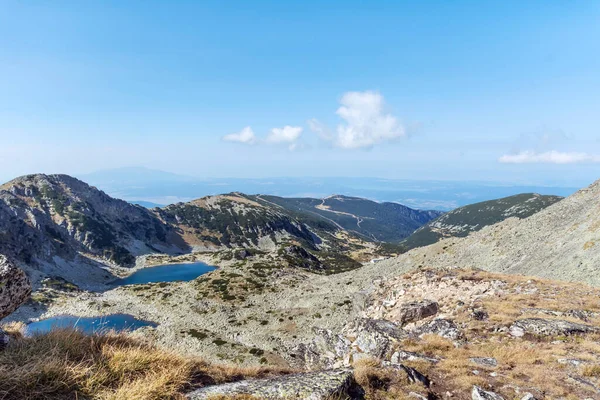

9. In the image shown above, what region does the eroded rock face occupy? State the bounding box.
[510,318,599,337]
[472,386,504,400]
[393,300,439,326]
[0,254,31,320]
[186,369,358,400]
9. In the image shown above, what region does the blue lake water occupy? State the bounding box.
[114,262,216,286]
[25,314,157,336]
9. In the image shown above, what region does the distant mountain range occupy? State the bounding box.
[78,167,579,211]
[0,173,562,287]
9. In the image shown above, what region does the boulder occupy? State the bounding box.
[472,386,504,400]
[393,300,439,326]
[509,318,599,337]
[186,369,359,400]
[0,255,31,320]
[353,319,407,359]
[411,318,463,342]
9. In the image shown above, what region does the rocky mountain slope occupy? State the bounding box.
[251,194,442,242]
[0,174,183,286]
[400,193,563,250]
[0,175,435,285]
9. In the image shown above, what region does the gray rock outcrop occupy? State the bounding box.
[186,369,358,400]
[393,299,439,326]
[0,254,31,320]
[510,318,599,337]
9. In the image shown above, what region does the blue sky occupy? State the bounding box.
[1,1,599,186]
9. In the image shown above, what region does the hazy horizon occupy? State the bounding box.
[3,166,569,211]
[2,2,600,186]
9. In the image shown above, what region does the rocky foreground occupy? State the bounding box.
[8,257,600,399]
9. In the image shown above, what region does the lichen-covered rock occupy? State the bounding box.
[352,318,407,359]
[295,327,351,369]
[0,254,31,320]
[186,369,357,400]
[510,318,599,337]
[411,318,463,342]
[472,386,504,400]
[393,299,439,326]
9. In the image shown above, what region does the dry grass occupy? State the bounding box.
[581,364,600,377]
[351,357,427,399]
[0,327,291,400]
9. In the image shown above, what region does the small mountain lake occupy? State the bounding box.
[113,262,216,286]
[25,314,157,336]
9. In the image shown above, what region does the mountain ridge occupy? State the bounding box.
[400,192,563,250]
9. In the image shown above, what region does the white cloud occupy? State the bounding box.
[335,91,405,149]
[266,125,303,143]
[222,126,256,144]
[499,150,600,164]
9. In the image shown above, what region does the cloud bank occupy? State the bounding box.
[499,150,600,164]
